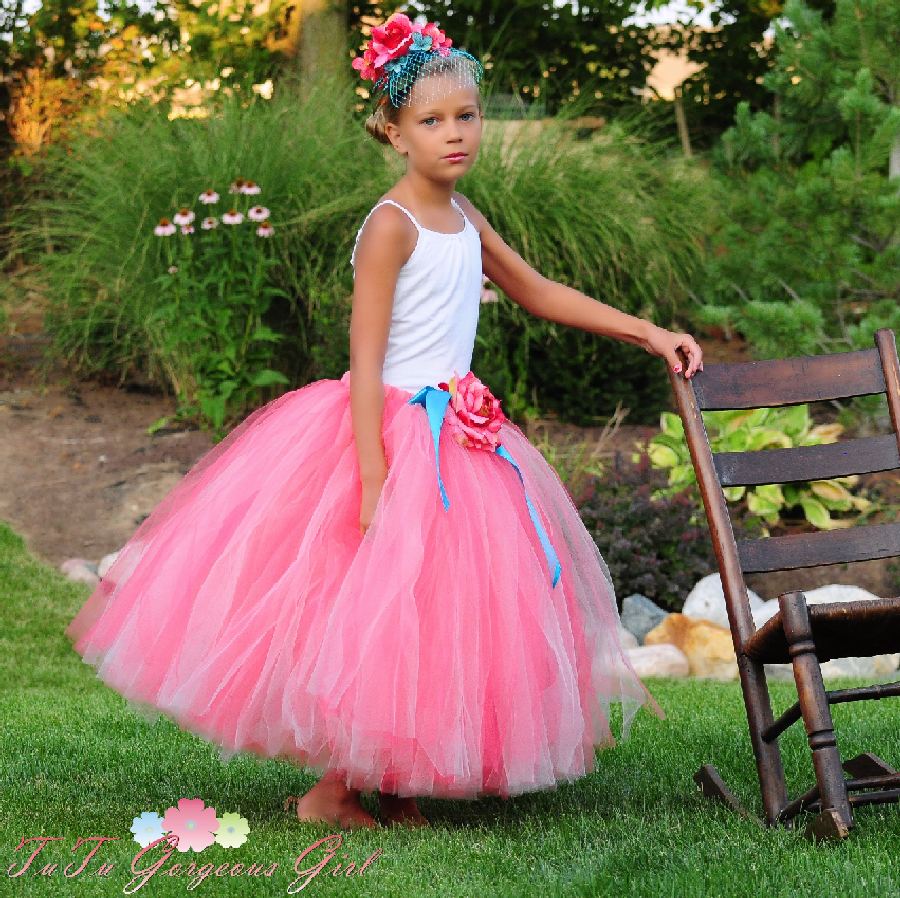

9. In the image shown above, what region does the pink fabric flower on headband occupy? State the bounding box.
[438,371,507,451]
[352,13,453,84]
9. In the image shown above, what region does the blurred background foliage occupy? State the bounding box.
[0,0,897,434]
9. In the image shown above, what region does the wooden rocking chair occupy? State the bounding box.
[667,327,900,841]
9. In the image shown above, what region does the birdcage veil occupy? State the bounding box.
[352,14,484,110]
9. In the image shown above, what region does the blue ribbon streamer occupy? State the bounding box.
[408,385,562,588]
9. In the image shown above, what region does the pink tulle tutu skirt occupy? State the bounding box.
[66,370,664,799]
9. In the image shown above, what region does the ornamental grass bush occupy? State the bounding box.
[3,74,717,432]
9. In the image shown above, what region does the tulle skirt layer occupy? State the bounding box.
[66,370,663,799]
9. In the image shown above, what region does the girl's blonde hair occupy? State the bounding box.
[363,57,484,146]
[365,96,400,146]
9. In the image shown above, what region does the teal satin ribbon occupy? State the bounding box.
[408,385,562,589]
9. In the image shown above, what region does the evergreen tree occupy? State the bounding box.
[695,0,899,359]
[659,0,836,149]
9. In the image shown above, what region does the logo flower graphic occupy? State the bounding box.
[130,811,166,848]
[130,798,252,853]
[438,370,507,450]
[213,811,251,848]
[161,797,220,853]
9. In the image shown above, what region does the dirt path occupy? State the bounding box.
[0,305,215,568]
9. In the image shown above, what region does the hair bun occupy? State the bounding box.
[364,101,392,146]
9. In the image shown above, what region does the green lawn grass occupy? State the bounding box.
[1,519,898,897]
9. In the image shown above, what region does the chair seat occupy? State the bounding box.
[743,597,900,664]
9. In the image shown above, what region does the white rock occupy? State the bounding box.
[60,557,93,573]
[59,558,100,587]
[98,551,121,578]
[768,655,900,680]
[821,655,900,678]
[752,599,780,629]
[752,584,885,629]
[805,584,883,605]
[626,644,691,678]
[874,654,900,675]
[763,663,796,681]
[682,573,764,629]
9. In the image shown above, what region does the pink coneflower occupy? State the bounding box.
[256,222,274,237]
[222,208,244,225]
[180,224,195,234]
[199,189,219,204]
[172,208,195,226]
[168,265,178,274]
[154,218,176,236]
[247,205,270,221]
[480,274,498,303]
[241,180,261,195]
[200,217,218,230]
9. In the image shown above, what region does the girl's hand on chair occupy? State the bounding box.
[644,324,704,378]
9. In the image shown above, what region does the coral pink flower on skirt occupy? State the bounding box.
[66,370,664,799]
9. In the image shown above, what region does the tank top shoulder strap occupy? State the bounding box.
[372,199,422,232]
[351,199,422,268]
[449,196,476,233]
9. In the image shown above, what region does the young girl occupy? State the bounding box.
[66,13,703,833]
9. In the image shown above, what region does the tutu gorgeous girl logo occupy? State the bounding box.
[7,796,382,892]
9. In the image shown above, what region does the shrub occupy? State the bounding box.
[469,116,717,424]
[4,75,387,434]
[5,75,717,431]
[576,454,718,612]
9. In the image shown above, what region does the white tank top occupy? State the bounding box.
[350,196,483,394]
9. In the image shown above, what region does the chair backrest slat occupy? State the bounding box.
[693,348,885,410]
[668,328,899,652]
[714,434,900,486]
[736,522,900,573]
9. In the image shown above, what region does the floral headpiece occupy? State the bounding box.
[352,13,484,109]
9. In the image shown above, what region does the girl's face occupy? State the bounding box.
[384,79,483,180]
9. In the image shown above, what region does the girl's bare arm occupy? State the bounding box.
[454,193,703,377]
[348,205,418,482]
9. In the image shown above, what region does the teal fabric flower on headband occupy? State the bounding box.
[410,31,434,53]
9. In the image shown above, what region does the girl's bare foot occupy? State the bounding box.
[377,791,430,827]
[284,771,379,830]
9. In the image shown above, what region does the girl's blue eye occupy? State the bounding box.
[422,113,476,125]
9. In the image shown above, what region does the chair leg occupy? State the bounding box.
[778,591,853,838]
[736,654,790,825]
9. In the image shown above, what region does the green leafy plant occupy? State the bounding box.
[147,178,290,438]
[646,405,875,533]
